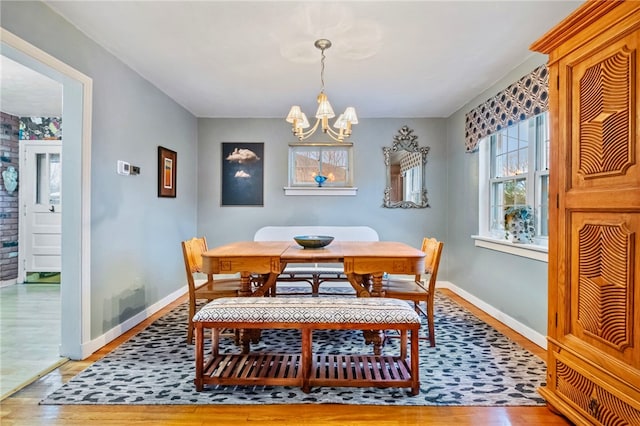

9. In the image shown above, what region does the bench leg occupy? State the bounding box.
[194,324,204,391]
[212,328,219,357]
[410,328,420,395]
[301,328,312,393]
[400,329,408,360]
[240,329,251,353]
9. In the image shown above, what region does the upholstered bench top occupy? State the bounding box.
[193,297,420,325]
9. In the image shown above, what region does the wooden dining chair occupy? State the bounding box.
[382,237,444,347]
[181,236,242,344]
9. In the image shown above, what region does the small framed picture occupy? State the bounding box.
[158,146,177,198]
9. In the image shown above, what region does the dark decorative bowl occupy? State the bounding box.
[293,235,334,249]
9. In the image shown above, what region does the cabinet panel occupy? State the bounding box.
[549,350,640,425]
[562,211,640,368]
[569,33,639,192]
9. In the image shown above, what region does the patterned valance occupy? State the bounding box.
[400,151,422,174]
[464,65,549,153]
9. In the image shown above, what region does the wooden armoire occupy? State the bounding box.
[531,1,640,424]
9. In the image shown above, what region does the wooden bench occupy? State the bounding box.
[193,296,421,395]
[253,226,379,295]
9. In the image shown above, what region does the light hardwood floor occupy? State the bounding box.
[0,283,66,399]
[0,288,572,425]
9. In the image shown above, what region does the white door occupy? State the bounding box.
[20,142,62,278]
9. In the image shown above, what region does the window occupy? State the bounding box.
[403,163,422,204]
[35,152,61,205]
[287,143,353,188]
[478,112,549,246]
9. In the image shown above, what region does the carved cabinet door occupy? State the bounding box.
[550,16,640,421]
[559,31,640,367]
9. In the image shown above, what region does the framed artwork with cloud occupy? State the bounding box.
[221,142,264,206]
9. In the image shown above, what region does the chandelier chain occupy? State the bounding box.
[320,48,326,93]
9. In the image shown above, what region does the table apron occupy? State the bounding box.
[343,257,425,275]
[202,256,282,275]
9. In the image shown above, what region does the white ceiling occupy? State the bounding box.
[2,1,582,119]
[0,55,62,117]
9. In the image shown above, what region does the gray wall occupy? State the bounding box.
[197,117,448,259]
[2,1,552,344]
[1,1,199,337]
[445,54,549,334]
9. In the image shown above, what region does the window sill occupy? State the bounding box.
[471,235,548,262]
[283,187,358,196]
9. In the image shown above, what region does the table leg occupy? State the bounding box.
[238,329,261,352]
[252,272,279,297]
[370,272,385,297]
[238,272,280,350]
[363,330,384,355]
[346,273,386,354]
[346,273,370,297]
[239,272,253,297]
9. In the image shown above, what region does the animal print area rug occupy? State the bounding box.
[41,288,547,406]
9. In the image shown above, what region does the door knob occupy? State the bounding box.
[49,205,55,212]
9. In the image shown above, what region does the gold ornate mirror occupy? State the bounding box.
[383,126,430,208]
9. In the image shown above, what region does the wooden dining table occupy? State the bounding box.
[201,240,426,297]
[200,240,426,352]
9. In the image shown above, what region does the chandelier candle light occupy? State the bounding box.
[286,39,358,143]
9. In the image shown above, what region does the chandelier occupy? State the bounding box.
[286,39,358,143]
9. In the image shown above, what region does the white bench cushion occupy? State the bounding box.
[254,226,379,280]
[254,226,379,242]
[193,297,420,325]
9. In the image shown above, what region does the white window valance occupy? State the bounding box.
[465,65,549,153]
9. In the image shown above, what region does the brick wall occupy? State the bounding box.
[0,112,20,283]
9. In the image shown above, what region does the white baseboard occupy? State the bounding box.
[80,285,187,359]
[436,281,547,350]
[76,280,546,360]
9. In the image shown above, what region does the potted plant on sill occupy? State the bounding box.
[504,205,534,243]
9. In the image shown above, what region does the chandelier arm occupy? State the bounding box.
[324,127,345,143]
[296,118,321,140]
[325,132,342,143]
[325,126,343,138]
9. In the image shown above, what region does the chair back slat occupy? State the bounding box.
[416,237,444,284]
[181,237,212,297]
[183,237,207,274]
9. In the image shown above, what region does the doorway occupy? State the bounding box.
[0,60,64,399]
[1,27,93,363]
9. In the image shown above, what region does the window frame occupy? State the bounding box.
[474,112,549,261]
[287,142,354,187]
